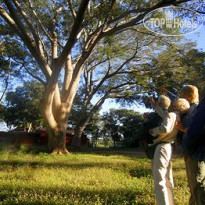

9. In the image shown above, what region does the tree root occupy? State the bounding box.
[51,148,70,155]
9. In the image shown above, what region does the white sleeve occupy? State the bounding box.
[151,113,176,136]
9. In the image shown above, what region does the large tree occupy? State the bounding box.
[0,0,193,153]
[70,29,157,147]
[71,35,205,147]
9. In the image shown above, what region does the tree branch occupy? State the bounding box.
[23,65,46,86]
[103,0,191,37]
[12,0,49,66]
[67,0,77,19]
[57,0,90,68]
[1,1,52,78]
[62,55,73,99]
[0,59,11,103]
[12,0,39,45]
[27,0,53,43]
[0,5,20,34]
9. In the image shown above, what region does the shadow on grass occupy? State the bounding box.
[0,159,138,171]
[69,147,146,158]
[0,184,154,205]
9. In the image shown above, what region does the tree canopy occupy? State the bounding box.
[0,0,202,152]
[101,108,145,147]
[2,81,44,128]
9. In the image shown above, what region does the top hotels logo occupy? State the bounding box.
[143,6,204,36]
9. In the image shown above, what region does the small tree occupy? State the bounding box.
[3,81,44,129]
[102,109,144,147]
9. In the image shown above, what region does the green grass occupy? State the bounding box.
[0,149,189,205]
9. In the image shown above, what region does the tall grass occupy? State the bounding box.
[0,149,189,204]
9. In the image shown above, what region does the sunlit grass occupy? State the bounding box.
[0,150,189,204]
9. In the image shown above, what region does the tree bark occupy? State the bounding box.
[42,85,70,154]
[47,125,69,154]
[72,123,87,148]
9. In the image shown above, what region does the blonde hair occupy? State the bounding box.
[173,98,190,113]
[158,95,171,109]
[181,85,199,104]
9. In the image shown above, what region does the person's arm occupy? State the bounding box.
[147,97,167,119]
[155,106,168,119]
[175,120,188,133]
[147,97,156,107]
[159,88,178,101]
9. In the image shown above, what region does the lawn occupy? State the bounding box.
[0,148,189,205]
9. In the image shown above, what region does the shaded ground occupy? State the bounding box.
[69,146,183,158]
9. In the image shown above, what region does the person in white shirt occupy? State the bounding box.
[149,96,190,205]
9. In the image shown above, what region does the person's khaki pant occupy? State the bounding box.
[185,157,205,205]
[185,156,197,205]
[152,143,175,205]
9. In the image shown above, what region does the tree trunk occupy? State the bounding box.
[42,97,70,154]
[72,124,86,148]
[113,138,116,147]
[42,71,82,154]
[47,125,69,155]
